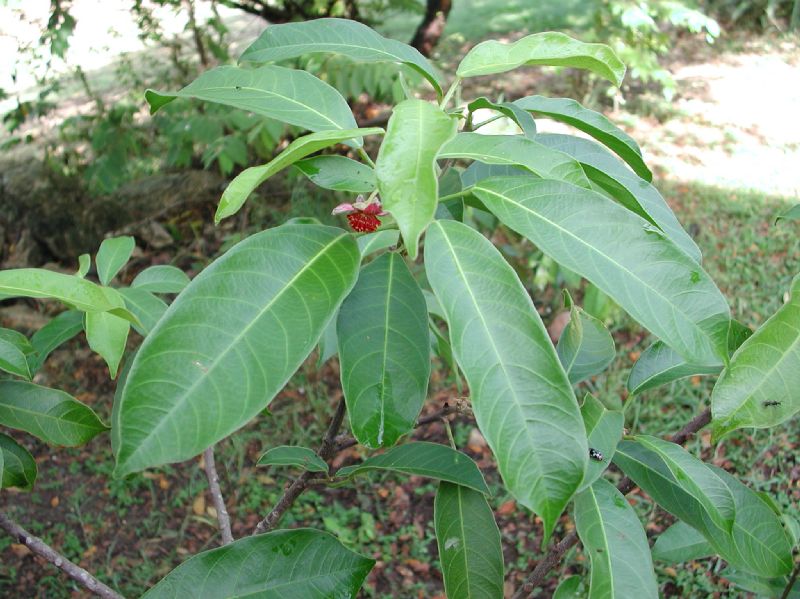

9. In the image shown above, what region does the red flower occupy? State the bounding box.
[332,196,388,233]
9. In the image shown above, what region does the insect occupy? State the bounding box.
[762,400,782,407]
[589,447,604,462]
[332,196,388,233]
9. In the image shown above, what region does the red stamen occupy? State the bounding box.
[347,212,381,233]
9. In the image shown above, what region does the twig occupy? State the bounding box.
[252,398,348,535]
[0,511,125,599]
[512,407,712,598]
[781,560,800,599]
[202,445,233,545]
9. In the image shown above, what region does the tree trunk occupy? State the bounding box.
[410,0,453,57]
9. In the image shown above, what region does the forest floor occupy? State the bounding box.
[1,11,799,599]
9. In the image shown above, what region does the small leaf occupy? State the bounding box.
[85,287,130,379]
[579,394,623,492]
[28,310,84,374]
[438,132,590,188]
[556,292,616,384]
[316,317,338,368]
[356,230,399,257]
[775,204,800,224]
[338,253,430,448]
[721,567,796,597]
[240,18,442,97]
[337,442,489,495]
[467,97,537,137]
[553,576,583,599]
[294,155,376,193]
[131,265,190,294]
[434,482,504,599]
[375,99,457,259]
[145,65,358,133]
[712,275,800,438]
[141,528,374,598]
[96,236,135,286]
[574,478,659,599]
[119,288,168,336]
[0,330,32,380]
[0,432,36,490]
[76,254,90,278]
[627,341,722,395]
[216,127,383,222]
[0,381,107,446]
[515,97,650,180]
[651,521,714,563]
[257,446,328,473]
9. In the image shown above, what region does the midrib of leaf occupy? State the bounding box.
[478,184,722,360]
[455,486,473,596]
[0,402,98,435]
[119,233,348,468]
[433,222,548,492]
[587,486,615,596]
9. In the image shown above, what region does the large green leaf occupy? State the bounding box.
[651,521,714,563]
[434,482,504,599]
[145,65,357,133]
[337,253,430,448]
[438,132,590,188]
[574,478,659,599]
[0,433,36,490]
[28,310,84,374]
[113,224,359,477]
[375,99,457,260]
[472,177,731,366]
[537,133,698,260]
[119,287,168,336]
[556,293,616,384]
[240,18,442,96]
[131,265,190,294]
[456,32,625,86]
[216,127,383,223]
[712,275,800,438]
[579,394,623,492]
[467,97,537,137]
[0,381,106,446]
[257,446,329,473]
[515,97,650,181]
[0,330,32,379]
[425,220,586,540]
[294,155,376,193]
[337,442,489,494]
[141,528,374,598]
[96,236,135,286]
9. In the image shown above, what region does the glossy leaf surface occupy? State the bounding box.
[28,310,84,374]
[579,394,623,492]
[651,521,714,563]
[119,288,168,336]
[257,446,328,473]
[556,294,616,384]
[425,220,586,540]
[131,265,190,294]
[294,155,376,192]
[96,236,135,286]
[113,225,359,477]
[0,432,36,490]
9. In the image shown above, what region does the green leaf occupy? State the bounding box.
[356,230,399,257]
[579,394,623,492]
[145,65,358,133]
[96,236,135,286]
[434,482,504,599]
[627,341,722,395]
[141,528,374,598]
[337,253,430,448]
[775,203,800,224]
[77,254,90,278]
[257,446,328,473]
[712,275,800,438]
[113,225,359,477]
[573,478,659,599]
[425,220,586,541]
[537,133,698,260]
[651,521,714,563]
[375,99,457,260]
[337,441,489,495]
[216,127,384,223]
[467,97,537,137]
[438,133,590,188]
[0,380,107,446]
[316,317,338,368]
[119,288,168,336]
[553,575,584,599]
[556,292,615,384]
[131,265,190,294]
[294,155,376,193]
[0,331,32,379]
[516,97,650,181]
[721,567,797,597]
[85,287,130,379]
[0,432,36,490]
[240,18,442,97]
[28,310,84,374]
[457,32,625,86]
[472,177,731,366]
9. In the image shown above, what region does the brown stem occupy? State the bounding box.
[0,511,125,599]
[203,445,233,545]
[184,0,209,68]
[781,560,800,599]
[409,0,453,57]
[512,407,712,598]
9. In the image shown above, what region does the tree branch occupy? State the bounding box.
[0,511,125,599]
[203,445,234,545]
[512,407,712,598]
